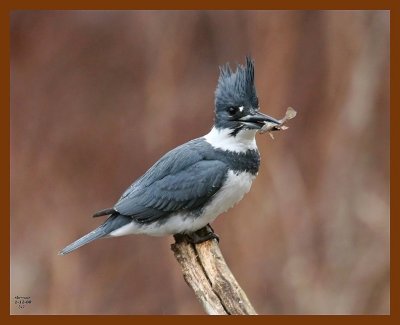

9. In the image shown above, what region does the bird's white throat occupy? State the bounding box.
[204,127,258,153]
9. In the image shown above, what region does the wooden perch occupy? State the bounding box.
[171,235,257,315]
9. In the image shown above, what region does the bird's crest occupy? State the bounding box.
[215,56,258,111]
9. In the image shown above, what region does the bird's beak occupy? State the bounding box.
[239,111,281,129]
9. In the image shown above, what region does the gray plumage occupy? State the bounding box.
[113,138,259,222]
[58,214,132,255]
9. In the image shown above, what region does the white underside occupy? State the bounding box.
[109,170,256,237]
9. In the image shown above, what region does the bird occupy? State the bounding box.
[59,56,281,255]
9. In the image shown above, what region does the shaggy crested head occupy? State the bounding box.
[214,56,260,130]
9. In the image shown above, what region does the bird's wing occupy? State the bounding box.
[114,159,228,223]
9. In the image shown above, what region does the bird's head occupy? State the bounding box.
[214,56,280,136]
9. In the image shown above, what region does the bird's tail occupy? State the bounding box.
[58,214,132,255]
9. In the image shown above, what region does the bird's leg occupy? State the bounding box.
[184,224,219,244]
[173,233,186,243]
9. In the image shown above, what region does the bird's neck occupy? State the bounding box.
[204,126,258,153]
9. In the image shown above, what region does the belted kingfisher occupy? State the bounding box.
[59,56,281,255]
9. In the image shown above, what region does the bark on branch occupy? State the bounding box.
[171,236,257,315]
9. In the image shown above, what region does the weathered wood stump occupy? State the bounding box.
[171,234,257,315]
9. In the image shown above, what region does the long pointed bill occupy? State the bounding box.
[239,111,281,129]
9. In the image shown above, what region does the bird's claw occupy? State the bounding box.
[174,224,219,244]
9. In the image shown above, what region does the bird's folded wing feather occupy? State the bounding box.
[114,160,228,223]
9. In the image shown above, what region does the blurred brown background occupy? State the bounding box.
[10,10,390,314]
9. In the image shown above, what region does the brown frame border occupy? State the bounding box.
[2,0,398,323]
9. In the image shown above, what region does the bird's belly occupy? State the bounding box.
[109,170,256,237]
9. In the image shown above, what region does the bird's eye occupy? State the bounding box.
[227,106,238,116]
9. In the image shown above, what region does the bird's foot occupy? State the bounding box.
[185,224,219,244]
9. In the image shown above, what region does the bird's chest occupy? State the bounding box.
[202,170,256,221]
